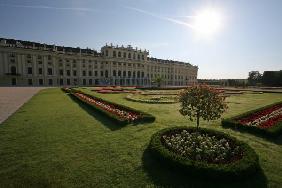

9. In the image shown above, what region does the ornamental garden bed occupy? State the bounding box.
[62,88,155,125]
[141,90,181,95]
[125,94,178,104]
[92,86,140,94]
[149,127,260,180]
[222,102,282,137]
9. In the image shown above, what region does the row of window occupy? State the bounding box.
[105,50,145,60]
[11,78,194,86]
[8,53,192,71]
[8,56,189,74]
[26,67,53,75]
[27,78,53,86]
[9,53,52,60]
[10,66,195,80]
[25,78,79,86]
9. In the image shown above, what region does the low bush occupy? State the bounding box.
[125,94,178,104]
[149,127,260,180]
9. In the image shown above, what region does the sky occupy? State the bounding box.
[0,0,281,79]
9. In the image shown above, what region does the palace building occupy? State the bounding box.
[0,38,198,87]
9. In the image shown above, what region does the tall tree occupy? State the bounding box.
[248,71,262,86]
[262,71,282,86]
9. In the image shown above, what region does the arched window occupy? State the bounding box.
[141,72,144,78]
[113,51,116,57]
[113,70,116,76]
[105,70,108,78]
[123,52,126,58]
[128,71,131,77]
[118,51,121,57]
[123,71,126,77]
[10,66,16,74]
[118,70,121,77]
[128,53,131,59]
[133,53,136,59]
[105,50,108,56]
[133,71,136,78]
[138,54,140,60]
[137,71,140,78]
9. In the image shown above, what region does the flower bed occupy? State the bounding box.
[63,88,155,125]
[61,87,71,93]
[141,90,181,95]
[92,87,140,94]
[149,127,260,180]
[125,94,178,104]
[222,101,282,137]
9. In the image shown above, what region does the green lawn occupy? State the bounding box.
[0,88,281,187]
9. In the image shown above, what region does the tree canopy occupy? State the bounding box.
[179,84,228,129]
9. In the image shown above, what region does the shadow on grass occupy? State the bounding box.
[142,148,268,188]
[272,134,282,145]
[222,126,282,145]
[68,94,123,131]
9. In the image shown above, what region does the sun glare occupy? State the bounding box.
[193,8,223,36]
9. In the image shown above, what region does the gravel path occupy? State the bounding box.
[0,87,45,124]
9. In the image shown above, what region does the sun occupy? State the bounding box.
[193,8,223,36]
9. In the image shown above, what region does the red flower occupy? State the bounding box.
[238,104,282,129]
[74,93,141,122]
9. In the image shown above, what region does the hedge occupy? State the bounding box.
[149,126,260,180]
[222,101,282,137]
[62,88,155,125]
[125,95,177,104]
[139,87,188,90]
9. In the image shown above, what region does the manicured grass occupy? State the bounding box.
[0,88,282,187]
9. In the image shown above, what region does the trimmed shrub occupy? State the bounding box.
[149,127,260,180]
[125,94,178,104]
[222,101,282,137]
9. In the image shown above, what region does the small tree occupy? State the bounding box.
[179,84,228,129]
[153,76,163,88]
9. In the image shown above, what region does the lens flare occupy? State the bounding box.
[193,8,223,36]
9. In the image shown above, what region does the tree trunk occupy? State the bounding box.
[196,114,200,130]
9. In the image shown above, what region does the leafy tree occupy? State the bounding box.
[262,71,282,86]
[248,71,262,86]
[153,76,163,88]
[179,84,228,129]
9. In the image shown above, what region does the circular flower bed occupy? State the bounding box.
[149,127,260,180]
